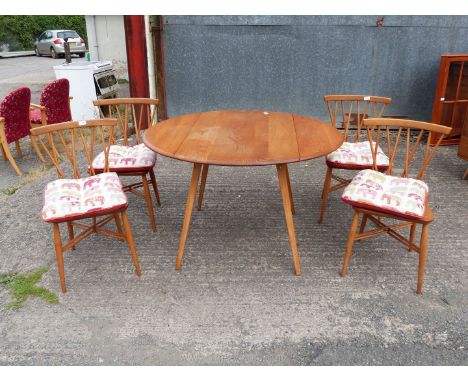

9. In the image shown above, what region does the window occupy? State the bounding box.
[57,31,79,39]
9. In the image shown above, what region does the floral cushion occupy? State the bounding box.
[92,143,157,172]
[30,109,43,124]
[341,169,429,219]
[41,172,128,223]
[326,141,390,169]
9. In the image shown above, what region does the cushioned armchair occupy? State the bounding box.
[0,87,45,176]
[30,78,72,128]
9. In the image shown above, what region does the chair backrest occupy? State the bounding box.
[0,87,32,144]
[93,98,159,146]
[40,78,72,124]
[324,95,392,143]
[30,119,118,179]
[363,118,452,180]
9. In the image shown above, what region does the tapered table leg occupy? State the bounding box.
[276,164,301,276]
[284,164,295,215]
[176,163,203,270]
[197,164,209,210]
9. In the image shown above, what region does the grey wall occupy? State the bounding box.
[162,16,468,120]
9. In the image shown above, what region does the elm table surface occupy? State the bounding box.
[143,110,344,274]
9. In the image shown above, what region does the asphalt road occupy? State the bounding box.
[0,55,86,102]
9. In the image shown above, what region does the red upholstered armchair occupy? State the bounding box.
[30,78,72,127]
[0,87,45,176]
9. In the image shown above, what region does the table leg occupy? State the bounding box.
[276,164,301,276]
[284,164,295,215]
[197,164,209,210]
[176,163,203,270]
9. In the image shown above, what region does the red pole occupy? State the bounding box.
[123,15,150,99]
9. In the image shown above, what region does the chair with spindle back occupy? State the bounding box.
[339,118,452,294]
[319,95,392,223]
[30,119,141,293]
[93,98,160,232]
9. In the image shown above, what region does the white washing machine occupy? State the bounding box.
[53,61,119,120]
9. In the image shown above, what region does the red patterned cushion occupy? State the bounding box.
[30,109,43,124]
[40,79,72,124]
[326,141,389,170]
[41,172,128,223]
[341,169,429,219]
[0,87,31,144]
[92,144,157,172]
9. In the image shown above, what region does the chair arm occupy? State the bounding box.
[30,103,46,111]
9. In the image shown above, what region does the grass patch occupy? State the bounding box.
[0,163,55,196]
[117,78,129,84]
[0,267,58,310]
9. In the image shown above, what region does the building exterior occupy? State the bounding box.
[85,15,128,80]
[88,15,468,121]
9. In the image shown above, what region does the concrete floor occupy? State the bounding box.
[0,142,466,365]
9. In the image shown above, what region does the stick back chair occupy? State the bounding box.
[339,118,452,294]
[319,95,392,223]
[0,87,45,176]
[31,119,141,293]
[93,98,161,232]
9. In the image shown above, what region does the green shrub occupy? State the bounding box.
[0,15,87,51]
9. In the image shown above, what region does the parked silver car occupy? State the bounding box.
[34,30,87,59]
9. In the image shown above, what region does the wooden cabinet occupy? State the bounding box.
[431,54,468,151]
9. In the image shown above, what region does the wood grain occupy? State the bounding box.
[143,110,344,166]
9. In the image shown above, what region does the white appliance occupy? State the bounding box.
[53,61,119,120]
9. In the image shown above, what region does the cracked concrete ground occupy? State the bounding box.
[0,140,467,365]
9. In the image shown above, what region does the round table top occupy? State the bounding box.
[143,110,344,166]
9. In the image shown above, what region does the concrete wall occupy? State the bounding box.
[85,15,128,80]
[162,16,468,120]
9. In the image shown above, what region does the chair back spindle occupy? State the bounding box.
[93,98,159,146]
[30,119,118,179]
[363,118,452,180]
[324,95,392,143]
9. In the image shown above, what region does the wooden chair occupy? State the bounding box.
[319,95,392,223]
[93,98,161,232]
[339,118,452,294]
[30,78,73,128]
[0,87,45,176]
[30,119,141,293]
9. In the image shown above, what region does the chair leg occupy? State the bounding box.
[15,141,22,157]
[340,210,360,277]
[121,209,141,277]
[149,169,161,206]
[142,174,157,232]
[53,223,67,293]
[197,164,209,211]
[416,224,429,294]
[1,140,22,176]
[463,168,468,180]
[1,145,6,160]
[359,214,368,234]
[66,222,75,250]
[114,213,125,241]
[408,223,416,252]
[319,167,333,224]
[30,135,45,162]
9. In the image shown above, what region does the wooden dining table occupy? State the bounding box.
[143,110,344,275]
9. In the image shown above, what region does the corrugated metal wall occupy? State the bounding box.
[163,16,468,120]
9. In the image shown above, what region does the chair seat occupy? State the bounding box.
[341,169,429,219]
[41,172,128,223]
[92,143,157,172]
[326,141,390,169]
[30,109,43,124]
